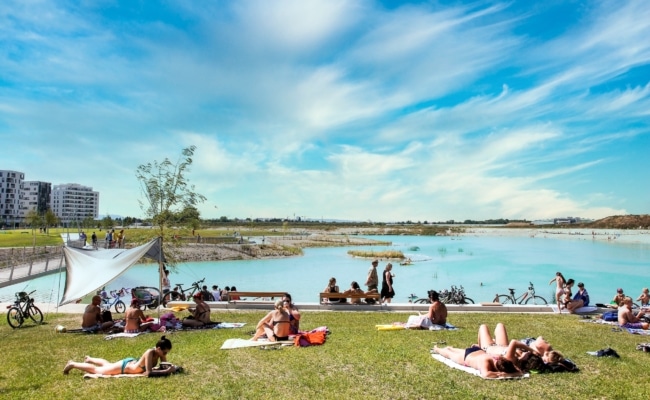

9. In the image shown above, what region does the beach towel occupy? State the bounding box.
[104,332,141,340]
[220,338,293,350]
[550,305,598,314]
[431,354,529,380]
[625,328,650,335]
[84,373,143,379]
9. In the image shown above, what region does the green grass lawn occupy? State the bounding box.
[1,310,649,399]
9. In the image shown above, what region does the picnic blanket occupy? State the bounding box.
[580,319,650,335]
[220,338,293,350]
[431,353,529,380]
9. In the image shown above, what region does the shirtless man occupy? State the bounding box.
[433,345,523,379]
[82,295,114,333]
[618,297,649,330]
[610,288,626,308]
[427,290,448,326]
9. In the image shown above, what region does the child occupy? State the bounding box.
[637,288,650,307]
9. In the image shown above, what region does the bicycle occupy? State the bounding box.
[493,282,548,305]
[409,286,474,305]
[167,278,205,303]
[99,288,128,314]
[6,290,44,328]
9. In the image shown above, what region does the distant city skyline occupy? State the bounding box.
[1,1,648,222]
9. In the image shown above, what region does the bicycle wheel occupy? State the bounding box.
[494,295,513,304]
[525,296,548,305]
[414,298,430,304]
[7,307,24,328]
[27,305,43,324]
[114,301,126,314]
[463,297,475,304]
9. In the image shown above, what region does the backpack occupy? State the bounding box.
[602,311,618,322]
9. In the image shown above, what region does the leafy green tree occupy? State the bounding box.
[24,210,42,246]
[44,209,58,233]
[136,145,206,262]
[102,215,114,230]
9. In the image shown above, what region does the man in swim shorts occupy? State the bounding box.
[618,297,649,329]
[82,295,114,333]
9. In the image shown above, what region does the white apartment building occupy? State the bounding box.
[0,170,24,228]
[51,183,99,226]
[20,181,52,219]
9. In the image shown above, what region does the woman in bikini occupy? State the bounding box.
[182,292,212,328]
[251,299,292,341]
[63,336,175,376]
[432,344,523,379]
[124,298,153,333]
[549,272,566,311]
[282,293,301,333]
[477,323,544,371]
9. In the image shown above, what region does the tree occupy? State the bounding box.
[44,209,58,234]
[136,145,206,261]
[102,215,114,230]
[25,210,42,246]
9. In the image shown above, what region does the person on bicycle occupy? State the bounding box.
[82,295,114,333]
[426,290,447,326]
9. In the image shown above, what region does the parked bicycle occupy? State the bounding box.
[6,290,43,328]
[409,285,474,304]
[493,282,547,305]
[166,278,205,303]
[98,287,129,314]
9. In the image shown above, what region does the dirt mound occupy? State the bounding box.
[586,215,650,229]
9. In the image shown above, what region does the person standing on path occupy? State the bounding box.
[365,259,379,292]
[380,263,395,304]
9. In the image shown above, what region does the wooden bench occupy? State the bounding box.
[226,292,287,302]
[319,292,381,304]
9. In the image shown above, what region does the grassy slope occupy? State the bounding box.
[1,311,649,400]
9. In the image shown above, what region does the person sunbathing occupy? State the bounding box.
[251,299,292,341]
[63,336,176,376]
[618,296,649,329]
[477,323,544,372]
[637,288,650,307]
[432,344,523,379]
[282,293,301,333]
[81,295,114,333]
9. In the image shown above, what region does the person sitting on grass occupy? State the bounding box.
[432,344,523,379]
[251,299,291,342]
[282,293,301,333]
[63,335,176,376]
[609,288,626,309]
[426,290,448,326]
[618,296,649,330]
[81,295,114,333]
[477,323,544,372]
[182,292,212,328]
[124,299,154,333]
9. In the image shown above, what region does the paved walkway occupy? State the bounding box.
[0,257,64,289]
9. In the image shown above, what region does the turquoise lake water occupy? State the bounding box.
[3,234,650,305]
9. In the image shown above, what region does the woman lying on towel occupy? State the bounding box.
[477,323,545,372]
[63,336,176,377]
[251,299,292,342]
[432,344,523,379]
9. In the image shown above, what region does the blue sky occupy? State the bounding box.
[1,0,648,222]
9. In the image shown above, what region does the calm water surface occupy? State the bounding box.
[3,234,650,305]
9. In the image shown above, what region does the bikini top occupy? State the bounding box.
[273,320,290,326]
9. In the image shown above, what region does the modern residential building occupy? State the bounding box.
[20,181,52,219]
[51,183,99,226]
[0,170,24,228]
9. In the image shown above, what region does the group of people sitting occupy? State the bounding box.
[549,272,590,314]
[433,323,564,378]
[321,277,378,304]
[250,293,301,341]
[81,291,215,334]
